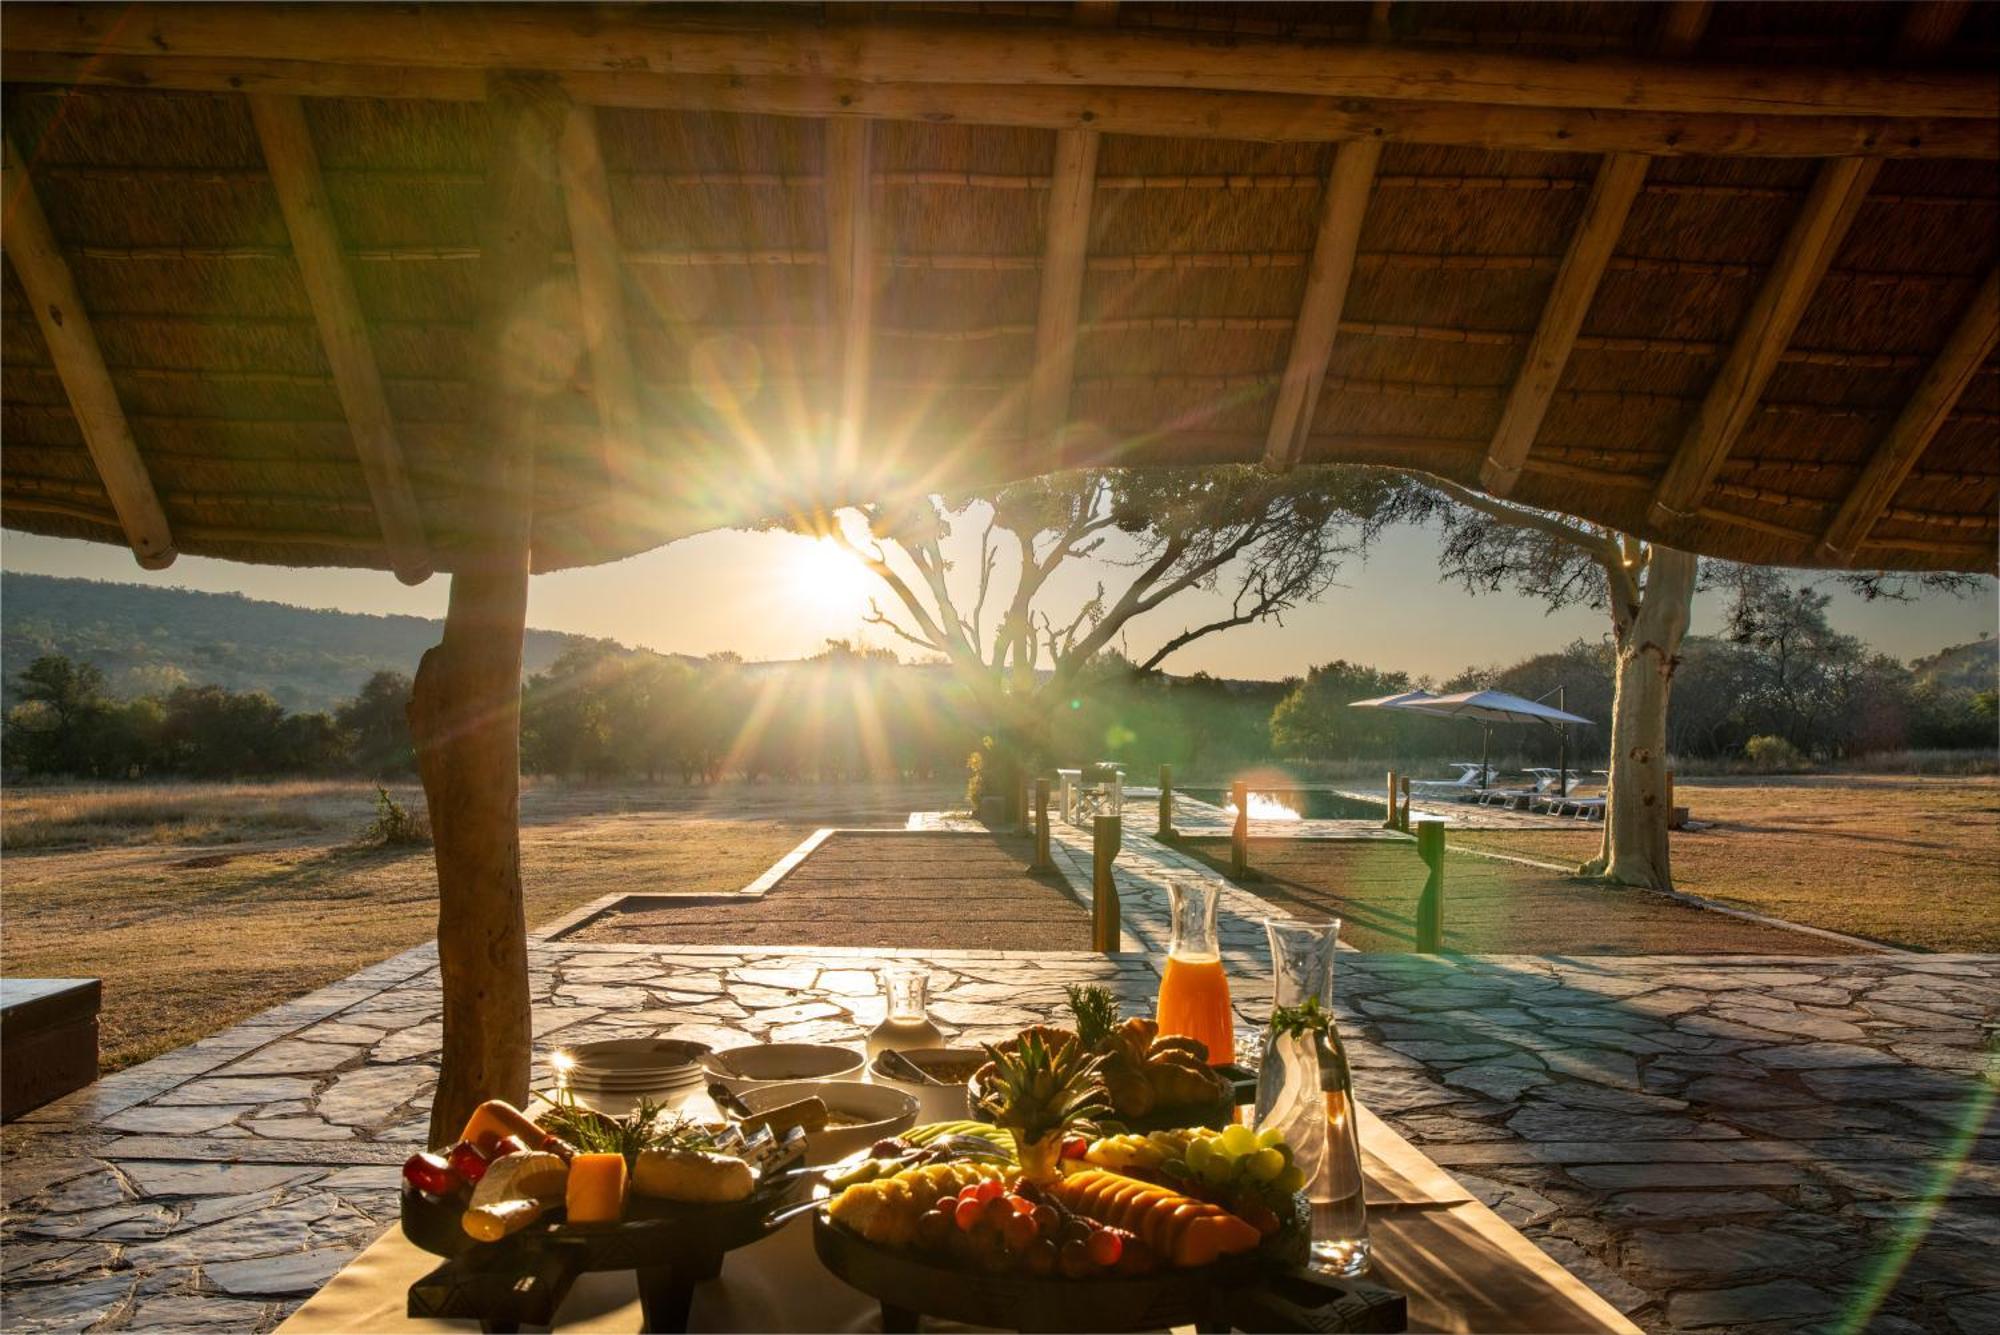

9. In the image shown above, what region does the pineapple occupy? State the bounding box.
[975,1030,1109,1182]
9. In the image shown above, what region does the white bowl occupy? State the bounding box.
[703,1043,865,1093]
[737,1079,918,1164]
[867,1047,984,1123]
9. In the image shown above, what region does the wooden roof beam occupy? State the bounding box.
[1479,1,1710,496]
[7,57,1992,161]
[1027,1,1116,471]
[249,94,430,584]
[1262,140,1382,471]
[556,104,642,533]
[1816,268,1999,564]
[1646,156,1881,528]
[8,5,1993,122]
[825,119,874,473]
[1,135,175,568]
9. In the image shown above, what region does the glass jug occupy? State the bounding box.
[1253,918,1369,1276]
[1154,878,1235,1065]
[866,965,942,1059]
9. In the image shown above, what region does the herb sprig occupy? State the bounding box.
[1269,996,1333,1041]
[536,1090,716,1166]
[1064,983,1121,1049]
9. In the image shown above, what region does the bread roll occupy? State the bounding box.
[632,1148,755,1203]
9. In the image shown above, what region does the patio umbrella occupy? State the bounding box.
[1346,689,1439,710]
[1387,690,1594,793]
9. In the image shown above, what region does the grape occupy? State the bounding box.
[954,1197,986,1232]
[1275,1164,1308,1194]
[1002,1212,1038,1251]
[1085,1228,1123,1267]
[1009,1195,1038,1215]
[1058,1239,1093,1278]
[1024,1239,1059,1275]
[1246,1147,1287,1182]
[1219,1124,1258,1156]
[1255,1127,1286,1150]
[916,1208,955,1249]
[974,1178,1006,1203]
[1032,1203,1060,1235]
[1061,1218,1093,1247]
[1185,1137,1214,1171]
[1198,1155,1232,1186]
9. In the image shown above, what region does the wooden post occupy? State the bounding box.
[1157,763,1174,839]
[1399,776,1412,832]
[411,74,569,1148]
[1091,815,1121,952]
[1230,780,1249,880]
[1032,778,1052,871]
[1384,771,1399,828]
[1414,818,1446,954]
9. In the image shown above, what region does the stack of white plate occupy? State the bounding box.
[558,1039,708,1114]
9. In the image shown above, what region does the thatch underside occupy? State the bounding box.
[2,2,1997,576]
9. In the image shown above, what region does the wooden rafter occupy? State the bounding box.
[1,135,175,569]
[249,93,430,584]
[1477,1,1711,497]
[556,103,642,530]
[825,118,874,470]
[7,6,1992,122]
[1027,1,1116,470]
[1816,268,2000,563]
[1262,140,1381,471]
[6,54,1991,161]
[1646,156,1882,528]
[1647,0,1970,531]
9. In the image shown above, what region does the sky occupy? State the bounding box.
[5,515,1993,683]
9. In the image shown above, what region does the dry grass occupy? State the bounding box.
[0,779,955,1070]
[1446,776,2000,954]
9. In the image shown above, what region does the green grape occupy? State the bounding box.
[1246,1148,1286,1183]
[1219,1124,1258,1157]
[1199,1155,1233,1186]
[1185,1136,1213,1171]
[1254,1127,1286,1151]
[1275,1164,1308,1194]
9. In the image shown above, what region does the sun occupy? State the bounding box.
[787,535,873,612]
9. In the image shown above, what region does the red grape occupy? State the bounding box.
[1058,1239,1093,1278]
[1024,1239,1059,1276]
[1032,1203,1060,1235]
[1060,1218,1092,1247]
[984,1196,1016,1228]
[1001,1212,1038,1251]
[954,1197,986,1232]
[1085,1228,1123,1267]
[1008,1194,1038,1215]
[974,1178,1005,1203]
[916,1208,955,1250]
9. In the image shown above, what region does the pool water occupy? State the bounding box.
[1183,788,1385,821]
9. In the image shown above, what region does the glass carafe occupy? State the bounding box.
[1253,918,1369,1276]
[1155,878,1235,1066]
[866,966,942,1059]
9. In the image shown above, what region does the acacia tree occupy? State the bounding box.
[1413,478,1698,891]
[818,466,1411,812]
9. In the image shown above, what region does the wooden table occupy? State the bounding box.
[280,1105,1637,1333]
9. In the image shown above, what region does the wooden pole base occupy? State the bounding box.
[1230,780,1249,880]
[1091,815,1121,952]
[1414,818,1446,954]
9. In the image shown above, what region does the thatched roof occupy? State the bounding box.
[3,1,1996,579]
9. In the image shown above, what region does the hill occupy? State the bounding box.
[0,573,624,713]
[1912,636,1998,695]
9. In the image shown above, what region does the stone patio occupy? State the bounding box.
[4,820,1995,1333]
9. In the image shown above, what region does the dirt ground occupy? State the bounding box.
[1181,837,1865,955]
[1444,776,2000,954]
[0,779,958,1069]
[570,830,1089,950]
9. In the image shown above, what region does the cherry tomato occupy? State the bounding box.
[400,1151,458,1197]
[445,1140,490,1185]
[1086,1228,1123,1267]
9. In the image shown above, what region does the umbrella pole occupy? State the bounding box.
[1558,685,1568,799]
[1481,724,1490,789]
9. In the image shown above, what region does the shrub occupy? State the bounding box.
[1743,735,1808,772]
[365,786,431,847]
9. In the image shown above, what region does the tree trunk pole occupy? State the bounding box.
[1384,770,1399,828]
[1091,815,1121,952]
[412,74,571,1147]
[1585,547,1697,891]
[1157,763,1174,839]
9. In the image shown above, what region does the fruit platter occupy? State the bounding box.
[397,1095,815,1332]
[814,1017,1407,1333]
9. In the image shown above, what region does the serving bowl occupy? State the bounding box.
[866,1047,984,1122]
[702,1042,865,1092]
[737,1079,918,1164]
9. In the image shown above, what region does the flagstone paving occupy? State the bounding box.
[3,823,1995,1333]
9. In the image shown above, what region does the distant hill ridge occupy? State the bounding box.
[0,572,642,713]
[1911,634,1998,695]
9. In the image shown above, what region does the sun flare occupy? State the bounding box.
[787,535,873,612]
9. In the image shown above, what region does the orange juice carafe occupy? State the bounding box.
[1155,878,1235,1065]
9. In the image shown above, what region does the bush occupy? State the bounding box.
[364,786,431,847]
[1743,735,1808,773]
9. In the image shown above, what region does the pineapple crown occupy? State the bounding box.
[976,1029,1111,1139]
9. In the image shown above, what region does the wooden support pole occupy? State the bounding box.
[411,74,570,1148]
[1,136,175,569]
[1817,268,2000,563]
[1032,778,1052,871]
[1091,815,1121,953]
[1157,763,1174,839]
[1414,818,1445,954]
[1647,155,1881,529]
[1230,781,1250,880]
[1384,771,1400,829]
[557,103,644,535]
[1478,151,1649,497]
[825,119,874,474]
[11,6,1993,122]
[1262,139,1381,470]
[249,93,431,584]
[1400,776,1413,833]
